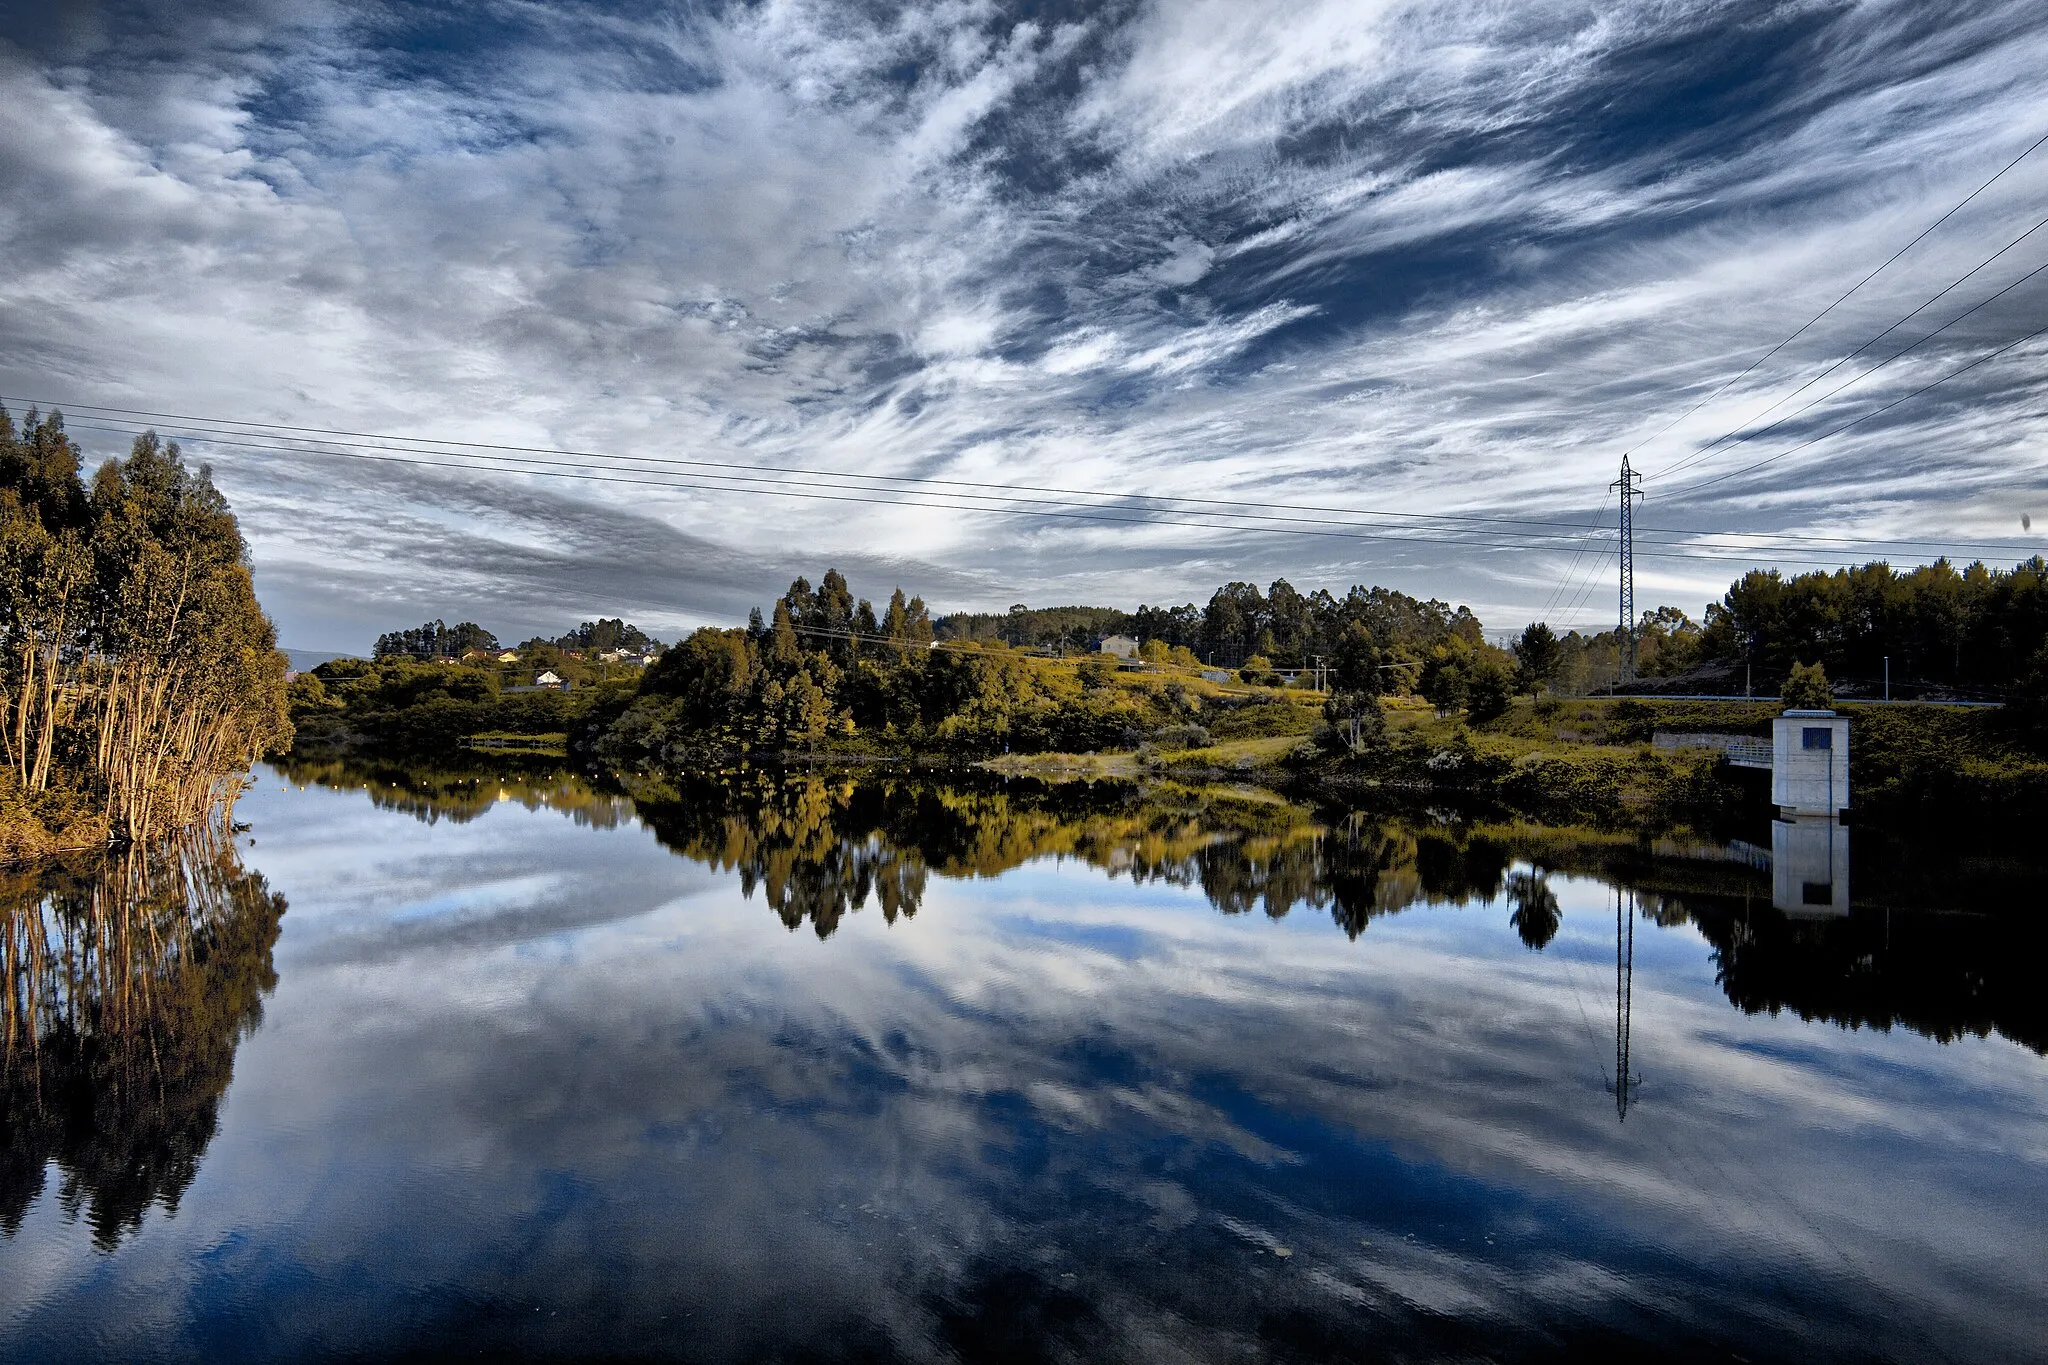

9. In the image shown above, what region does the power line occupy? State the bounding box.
[1621,126,2048,466]
[16,402,2043,577]
[1668,318,2048,498]
[40,415,1697,553]
[1533,506,1610,624]
[40,411,2018,571]
[1557,507,1624,630]
[1651,242,2048,482]
[8,393,2041,560]
[7,394,1635,537]
[37,415,1662,558]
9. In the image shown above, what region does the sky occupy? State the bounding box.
[3,0,2048,652]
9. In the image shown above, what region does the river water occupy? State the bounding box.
[2,762,2044,1363]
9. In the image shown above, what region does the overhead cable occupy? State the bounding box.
[7,393,2039,559]
[39,411,2020,571]
[1668,319,2048,498]
[1651,235,2048,481]
[1620,126,2048,466]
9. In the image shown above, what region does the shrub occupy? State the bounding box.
[1152,722,1211,749]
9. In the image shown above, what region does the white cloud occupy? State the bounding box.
[3,0,2048,647]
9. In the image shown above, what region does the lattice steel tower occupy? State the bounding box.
[1609,885,1642,1122]
[1611,456,1643,685]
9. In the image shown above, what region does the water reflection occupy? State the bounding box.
[4,760,2043,1362]
[1610,887,1641,1122]
[268,756,2048,1061]
[1504,869,1561,950]
[0,831,285,1248]
[1772,816,1850,916]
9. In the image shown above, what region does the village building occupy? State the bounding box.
[1096,634,1139,660]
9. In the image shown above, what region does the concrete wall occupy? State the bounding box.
[1772,710,1849,816]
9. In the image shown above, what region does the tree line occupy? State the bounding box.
[1506,557,2048,698]
[945,556,2048,700]
[374,616,660,660]
[604,569,1178,760]
[1706,558,2048,692]
[1,409,290,857]
[938,579,1487,670]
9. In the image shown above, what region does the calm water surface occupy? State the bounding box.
[2,764,2044,1363]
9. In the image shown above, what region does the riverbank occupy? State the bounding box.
[0,776,113,864]
[288,647,2048,842]
[970,695,2048,837]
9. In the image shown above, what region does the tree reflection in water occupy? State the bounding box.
[0,829,285,1249]
[624,771,1525,942]
[276,757,2048,1057]
[1506,869,1563,950]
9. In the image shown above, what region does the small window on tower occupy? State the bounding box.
[1802,727,1832,751]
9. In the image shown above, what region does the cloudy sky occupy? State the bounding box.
[3,0,2047,650]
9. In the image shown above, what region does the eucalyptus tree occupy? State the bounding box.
[1,414,288,849]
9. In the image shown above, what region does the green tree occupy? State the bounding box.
[767,600,802,670]
[781,668,832,755]
[555,619,655,654]
[1512,622,1561,696]
[1420,654,1468,713]
[376,620,500,659]
[1331,621,1382,695]
[2,420,288,849]
[1465,657,1514,723]
[1321,691,1385,755]
[1783,660,1833,709]
[2014,640,2048,739]
[1238,654,1279,686]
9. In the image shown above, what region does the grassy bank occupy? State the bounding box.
[291,646,2047,842]
[981,694,2048,838]
[1295,695,2048,835]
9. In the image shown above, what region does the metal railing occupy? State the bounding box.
[1652,731,1773,769]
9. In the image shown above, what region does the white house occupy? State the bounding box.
[1097,634,1139,660]
[535,670,564,688]
[1771,709,1849,817]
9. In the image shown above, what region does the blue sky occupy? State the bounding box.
[3,0,2047,650]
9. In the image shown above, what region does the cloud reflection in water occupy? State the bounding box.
[2,766,2043,1363]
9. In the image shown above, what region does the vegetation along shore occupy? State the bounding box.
[290,560,2048,842]
[7,406,2039,861]
[1,410,289,861]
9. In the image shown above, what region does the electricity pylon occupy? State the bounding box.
[1611,457,1643,685]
